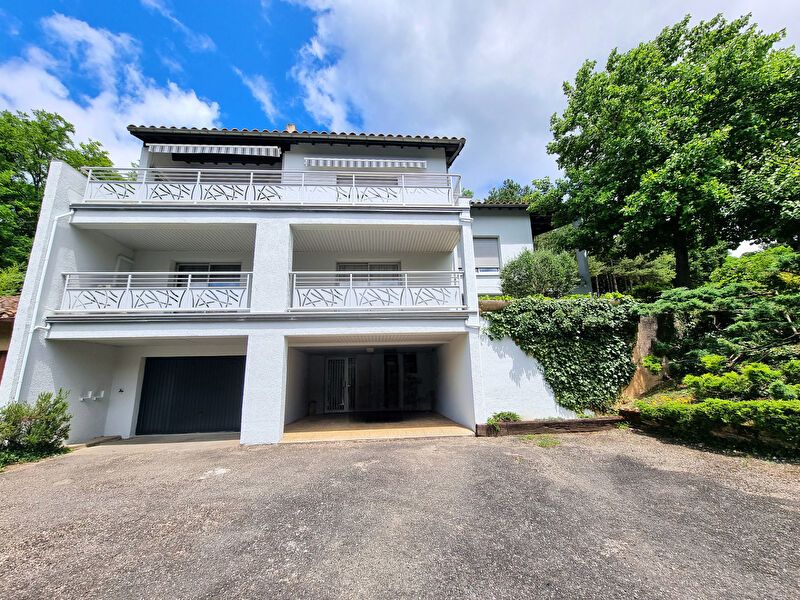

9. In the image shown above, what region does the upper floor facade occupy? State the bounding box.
[81,125,466,209]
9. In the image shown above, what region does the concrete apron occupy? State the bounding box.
[281,412,474,444]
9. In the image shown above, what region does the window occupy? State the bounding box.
[473,238,501,273]
[336,262,401,286]
[175,263,243,287]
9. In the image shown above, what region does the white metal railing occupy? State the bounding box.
[60,272,252,313]
[290,271,465,310]
[80,167,462,206]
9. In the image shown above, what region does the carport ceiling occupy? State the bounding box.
[287,332,463,348]
[89,224,256,251]
[291,225,461,254]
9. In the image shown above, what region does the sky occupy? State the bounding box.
[0,1,798,197]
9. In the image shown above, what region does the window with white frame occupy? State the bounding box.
[473,238,501,273]
[175,262,243,287]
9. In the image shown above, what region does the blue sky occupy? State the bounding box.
[1,1,799,196]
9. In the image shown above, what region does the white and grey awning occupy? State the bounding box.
[147,144,282,157]
[304,157,426,169]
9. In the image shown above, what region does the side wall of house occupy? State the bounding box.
[470,211,534,295]
[0,162,135,442]
[474,322,575,422]
[436,333,477,429]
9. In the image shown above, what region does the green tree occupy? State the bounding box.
[531,14,800,287]
[0,110,111,267]
[484,179,532,204]
[500,249,581,298]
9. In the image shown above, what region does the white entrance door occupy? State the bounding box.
[325,357,355,413]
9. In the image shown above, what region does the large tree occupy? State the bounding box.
[530,14,800,287]
[0,110,111,270]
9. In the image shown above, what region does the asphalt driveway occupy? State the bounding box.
[1,430,798,599]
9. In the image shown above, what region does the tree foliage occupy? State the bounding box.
[0,110,111,268]
[642,246,800,375]
[500,249,581,298]
[530,14,800,287]
[484,179,532,204]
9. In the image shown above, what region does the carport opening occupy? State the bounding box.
[284,339,475,441]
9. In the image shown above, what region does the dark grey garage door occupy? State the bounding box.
[136,356,246,435]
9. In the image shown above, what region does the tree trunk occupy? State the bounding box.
[673,231,691,288]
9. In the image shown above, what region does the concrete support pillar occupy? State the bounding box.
[457,212,480,326]
[251,220,293,312]
[240,331,286,444]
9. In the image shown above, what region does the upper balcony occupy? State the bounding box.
[79,167,463,208]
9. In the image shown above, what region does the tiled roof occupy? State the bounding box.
[0,296,19,319]
[127,125,466,166]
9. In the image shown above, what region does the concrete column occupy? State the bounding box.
[240,331,287,444]
[251,220,293,312]
[458,212,480,327]
[576,250,592,294]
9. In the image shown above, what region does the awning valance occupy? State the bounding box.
[147,144,281,157]
[304,157,426,169]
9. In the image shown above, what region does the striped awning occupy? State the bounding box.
[304,157,426,169]
[147,144,281,157]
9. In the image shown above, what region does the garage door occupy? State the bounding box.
[136,356,246,435]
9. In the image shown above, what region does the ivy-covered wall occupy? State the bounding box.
[483,295,639,413]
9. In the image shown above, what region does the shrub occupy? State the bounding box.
[683,372,749,399]
[500,249,582,298]
[769,381,799,401]
[699,354,727,374]
[782,359,800,384]
[642,354,663,375]
[0,264,24,296]
[636,399,800,452]
[487,411,521,432]
[740,363,783,397]
[0,389,72,453]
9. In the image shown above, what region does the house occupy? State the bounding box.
[0,125,576,444]
[0,296,19,382]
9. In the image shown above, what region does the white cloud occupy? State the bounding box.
[233,67,279,123]
[291,0,800,196]
[140,0,216,52]
[0,14,220,167]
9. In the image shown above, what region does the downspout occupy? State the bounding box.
[14,209,75,402]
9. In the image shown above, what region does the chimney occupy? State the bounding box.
[285,123,297,133]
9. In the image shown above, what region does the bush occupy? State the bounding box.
[699,354,727,374]
[0,264,24,296]
[682,362,785,400]
[500,249,582,298]
[636,398,800,452]
[0,389,72,453]
[782,359,800,384]
[487,411,521,432]
[642,354,663,375]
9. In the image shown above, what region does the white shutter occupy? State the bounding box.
[473,238,500,270]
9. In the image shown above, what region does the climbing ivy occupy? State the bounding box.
[484,295,639,413]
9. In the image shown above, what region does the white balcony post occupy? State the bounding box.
[401,174,406,206]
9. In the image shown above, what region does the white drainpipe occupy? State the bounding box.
[14,209,75,403]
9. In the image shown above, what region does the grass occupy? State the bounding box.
[0,447,71,471]
[520,434,561,448]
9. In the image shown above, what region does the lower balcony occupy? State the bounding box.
[60,272,252,313]
[290,271,465,311]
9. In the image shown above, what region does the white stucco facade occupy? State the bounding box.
[0,127,573,444]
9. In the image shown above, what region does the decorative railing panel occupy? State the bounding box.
[60,272,252,313]
[81,168,461,206]
[290,271,465,311]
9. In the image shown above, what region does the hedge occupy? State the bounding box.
[635,399,800,452]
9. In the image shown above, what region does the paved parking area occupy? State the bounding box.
[1,430,798,599]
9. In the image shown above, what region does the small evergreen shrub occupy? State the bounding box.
[699,354,727,374]
[636,399,800,452]
[642,354,663,375]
